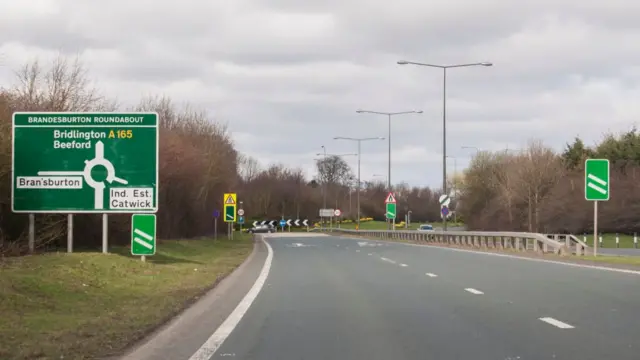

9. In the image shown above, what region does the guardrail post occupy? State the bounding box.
[599,234,603,247]
[635,233,638,249]
[616,233,619,248]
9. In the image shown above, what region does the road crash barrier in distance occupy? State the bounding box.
[323,229,570,256]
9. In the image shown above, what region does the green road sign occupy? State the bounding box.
[225,205,235,222]
[11,112,159,213]
[131,214,156,256]
[386,202,396,219]
[585,159,610,201]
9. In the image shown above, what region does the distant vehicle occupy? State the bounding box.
[247,224,275,234]
[417,224,434,232]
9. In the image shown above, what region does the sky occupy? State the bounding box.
[1,0,640,188]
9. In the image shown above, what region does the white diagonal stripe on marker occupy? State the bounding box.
[588,182,607,194]
[587,174,607,186]
[134,228,153,241]
[134,238,153,249]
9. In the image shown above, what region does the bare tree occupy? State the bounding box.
[238,155,261,182]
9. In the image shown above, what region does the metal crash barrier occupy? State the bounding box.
[322,229,571,256]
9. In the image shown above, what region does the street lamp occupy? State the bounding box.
[461,145,480,153]
[356,109,422,193]
[320,146,327,210]
[334,136,385,230]
[372,173,386,182]
[397,60,492,231]
[316,152,357,214]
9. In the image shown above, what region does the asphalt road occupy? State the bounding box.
[123,234,640,360]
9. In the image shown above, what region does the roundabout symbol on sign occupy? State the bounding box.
[38,141,128,210]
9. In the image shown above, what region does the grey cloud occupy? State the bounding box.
[3,0,640,187]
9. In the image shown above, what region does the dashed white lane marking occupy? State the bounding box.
[188,238,273,360]
[356,249,360,252]
[539,317,575,329]
[380,257,397,264]
[368,253,372,256]
[400,263,408,267]
[426,273,438,277]
[464,288,484,295]
[339,237,640,276]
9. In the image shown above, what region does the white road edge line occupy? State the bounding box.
[188,237,274,360]
[426,273,438,277]
[464,288,484,295]
[400,263,408,267]
[539,317,574,329]
[338,237,640,276]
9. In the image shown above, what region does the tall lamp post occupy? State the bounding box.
[334,136,385,230]
[356,109,422,230]
[372,173,387,184]
[397,60,492,231]
[461,145,480,154]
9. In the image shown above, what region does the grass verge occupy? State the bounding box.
[0,234,253,360]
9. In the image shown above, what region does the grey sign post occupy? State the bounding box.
[213,210,219,240]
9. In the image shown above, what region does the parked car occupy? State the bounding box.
[248,224,276,234]
[417,224,434,232]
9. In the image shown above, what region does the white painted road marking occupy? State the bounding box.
[188,238,274,360]
[539,317,574,329]
[356,249,360,252]
[465,288,484,295]
[380,257,396,264]
[426,273,438,277]
[400,263,408,267]
[368,253,372,256]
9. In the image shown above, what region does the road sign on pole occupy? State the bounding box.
[12,112,159,213]
[385,192,396,220]
[441,206,449,218]
[223,193,236,222]
[585,159,609,201]
[319,209,334,217]
[131,214,156,256]
[585,159,609,257]
[334,209,342,217]
[385,192,396,203]
[237,209,244,216]
[386,202,396,219]
[439,194,451,207]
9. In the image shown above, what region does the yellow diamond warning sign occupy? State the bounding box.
[224,193,236,205]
